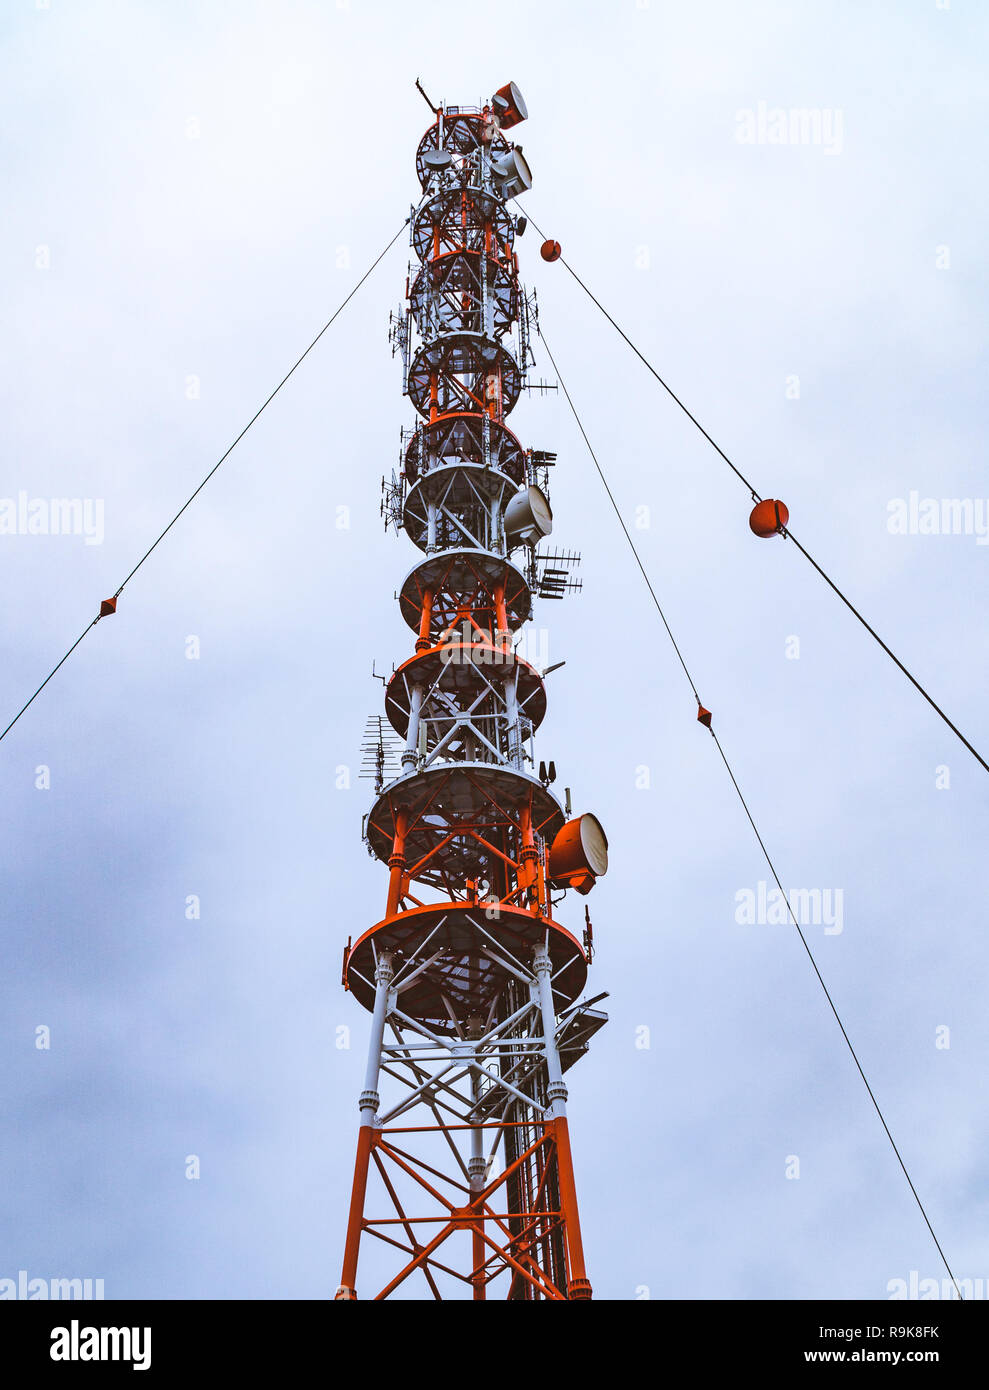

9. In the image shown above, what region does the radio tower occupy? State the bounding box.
[336,82,609,1302]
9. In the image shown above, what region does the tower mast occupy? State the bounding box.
[336,82,609,1302]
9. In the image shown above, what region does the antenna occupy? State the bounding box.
[414,77,439,113]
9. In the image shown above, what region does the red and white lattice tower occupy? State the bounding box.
[336,82,609,1301]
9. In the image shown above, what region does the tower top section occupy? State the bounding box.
[414,80,534,200]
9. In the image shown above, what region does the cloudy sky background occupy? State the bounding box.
[2,0,987,1299]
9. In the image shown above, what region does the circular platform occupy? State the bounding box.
[412,184,514,262]
[365,762,565,885]
[403,462,519,552]
[410,250,517,339]
[346,901,588,1029]
[408,333,522,420]
[404,411,526,486]
[384,640,547,740]
[398,549,532,635]
[415,116,512,191]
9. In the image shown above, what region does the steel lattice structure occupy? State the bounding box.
[336,83,608,1302]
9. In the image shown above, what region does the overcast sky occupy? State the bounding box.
[2,0,988,1301]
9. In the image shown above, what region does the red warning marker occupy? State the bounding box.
[749,499,789,538]
[540,239,562,263]
[99,597,117,618]
[697,705,713,728]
